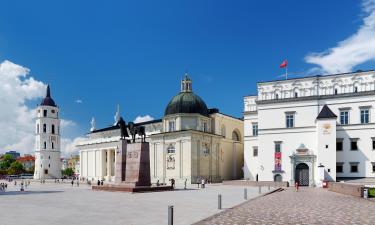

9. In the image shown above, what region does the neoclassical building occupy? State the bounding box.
[77,75,244,184]
[244,70,375,186]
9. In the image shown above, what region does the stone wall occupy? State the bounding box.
[328,182,364,197]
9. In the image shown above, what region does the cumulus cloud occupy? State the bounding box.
[75,99,82,104]
[0,60,45,154]
[305,0,375,74]
[0,59,80,156]
[133,115,154,123]
[61,137,88,157]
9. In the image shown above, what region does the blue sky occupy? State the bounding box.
[1,0,375,154]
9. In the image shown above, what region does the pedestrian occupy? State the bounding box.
[184,179,187,190]
[295,181,299,192]
[100,180,104,186]
[201,178,205,189]
[197,177,200,188]
[71,180,74,187]
[97,180,100,186]
[156,180,160,187]
[170,178,175,188]
[5,183,7,190]
[77,180,79,187]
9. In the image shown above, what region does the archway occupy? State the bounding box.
[274,174,282,182]
[295,163,309,186]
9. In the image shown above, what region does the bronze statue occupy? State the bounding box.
[116,117,129,140]
[128,122,146,143]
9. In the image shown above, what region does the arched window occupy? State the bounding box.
[52,125,55,134]
[221,125,226,138]
[275,93,279,100]
[167,144,175,154]
[294,92,298,98]
[43,142,47,149]
[52,142,54,149]
[232,130,240,142]
[43,124,47,133]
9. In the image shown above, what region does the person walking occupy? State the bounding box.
[184,179,187,190]
[97,180,100,186]
[295,181,299,192]
[71,180,74,187]
[201,178,205,189]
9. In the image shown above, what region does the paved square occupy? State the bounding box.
[195,187,375,225]
[0,181,269,225]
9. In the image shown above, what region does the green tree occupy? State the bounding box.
[62,168,74,177]
[7,161,25,175]
[0,154,15,170]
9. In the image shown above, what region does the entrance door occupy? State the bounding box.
[295,163,309,186]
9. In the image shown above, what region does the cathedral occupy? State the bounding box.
[77,74,244,184]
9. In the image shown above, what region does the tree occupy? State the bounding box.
[0,154,15,170]
[7,161,25,175]
[62,168,74,177]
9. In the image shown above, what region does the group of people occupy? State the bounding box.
[197,178,208,189]
[0,183,8,192]
[71,180,80,187]
[97,180,104,186]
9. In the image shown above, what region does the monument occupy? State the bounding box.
[93,117,172,192]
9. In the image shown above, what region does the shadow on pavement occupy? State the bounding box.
[0,190,64,195]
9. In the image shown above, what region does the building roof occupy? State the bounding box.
[40,85,57,107]
[317,105,337,119]
[164,75,209,117]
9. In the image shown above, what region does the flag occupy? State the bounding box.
[280,59,288,68]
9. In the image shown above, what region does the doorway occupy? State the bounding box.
[295,163,309,186]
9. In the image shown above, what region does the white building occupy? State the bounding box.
[244,70,375,186]
[77,74,244,184]
[34,85,62,179]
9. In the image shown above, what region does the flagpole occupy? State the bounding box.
[285,66,288,80]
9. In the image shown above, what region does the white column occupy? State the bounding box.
[101,150,105,179]
[106,149,111,181]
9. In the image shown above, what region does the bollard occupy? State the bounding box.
[168,205,174,225]
[218,194,222,210]
[244,188,247,200]
[258,185,261,194]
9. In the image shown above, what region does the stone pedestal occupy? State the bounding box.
[115,139,127,183]
[124,142,151,187]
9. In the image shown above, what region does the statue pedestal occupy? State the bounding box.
[115,139,127,183]
[123,142,151,187]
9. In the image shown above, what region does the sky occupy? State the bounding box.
[1,0,375,156]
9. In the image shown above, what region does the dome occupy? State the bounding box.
[40,85,57,107]
[165,92,209,117]
[164,74,209,117]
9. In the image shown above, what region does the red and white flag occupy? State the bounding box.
[280,59,288,68]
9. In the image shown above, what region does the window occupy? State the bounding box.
[360,109,369,124]
[334,89,338,95]
[286,114,294,128]
[203,122,208,132]
[252,123,258,136]
[354,86,358,93]
[253,147,258,157]
[48,164,50,168]
[43,124,47,133]
[167,144,175,154]
[52,125,55,134]
[340,111,349,125]
[275,142,281,153]
[51,142,54,149]
[350,139,358,151]
[275,94,279,99]
[232,131,240,141]
[221,125,226,138]
[336,163,344,173]
[43,142,46,149]
[350,162,359,173]
[43,110,47,117]
[51,109,55,114]
[294,92,298,98]
[168,121,175,132]
[372,162,375,173]
[372,138,375,150]
[336,139,343,151]
[37,124,39,134]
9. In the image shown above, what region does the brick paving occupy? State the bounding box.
[194,187,375,225]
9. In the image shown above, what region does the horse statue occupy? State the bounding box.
[116,117,129,140]
[127,122,146,143]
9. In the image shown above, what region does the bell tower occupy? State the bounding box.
[181,73,192,93]
[34,85,62,179]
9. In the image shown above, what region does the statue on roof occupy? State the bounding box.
[90,117,96,132]
[114,104,120,125]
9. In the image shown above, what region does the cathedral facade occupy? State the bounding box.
[77,75,244,184]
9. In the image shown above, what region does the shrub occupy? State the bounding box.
[369,188,375,197]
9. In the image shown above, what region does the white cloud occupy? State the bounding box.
[61,137,88,157]
[305,0,375,74]
[0,60,45,154]
[75,99,82,104]
[0,59,80,157]
[133,115,154,123]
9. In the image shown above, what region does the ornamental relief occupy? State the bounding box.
[166,155,175,170]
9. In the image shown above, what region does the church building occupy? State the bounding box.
[244,70,375,186]
[77,75,244,184]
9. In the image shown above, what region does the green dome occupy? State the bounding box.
[164,92,209,117]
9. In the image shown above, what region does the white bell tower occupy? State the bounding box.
[34,85,62,179]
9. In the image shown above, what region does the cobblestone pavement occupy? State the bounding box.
[194,188,375,225]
